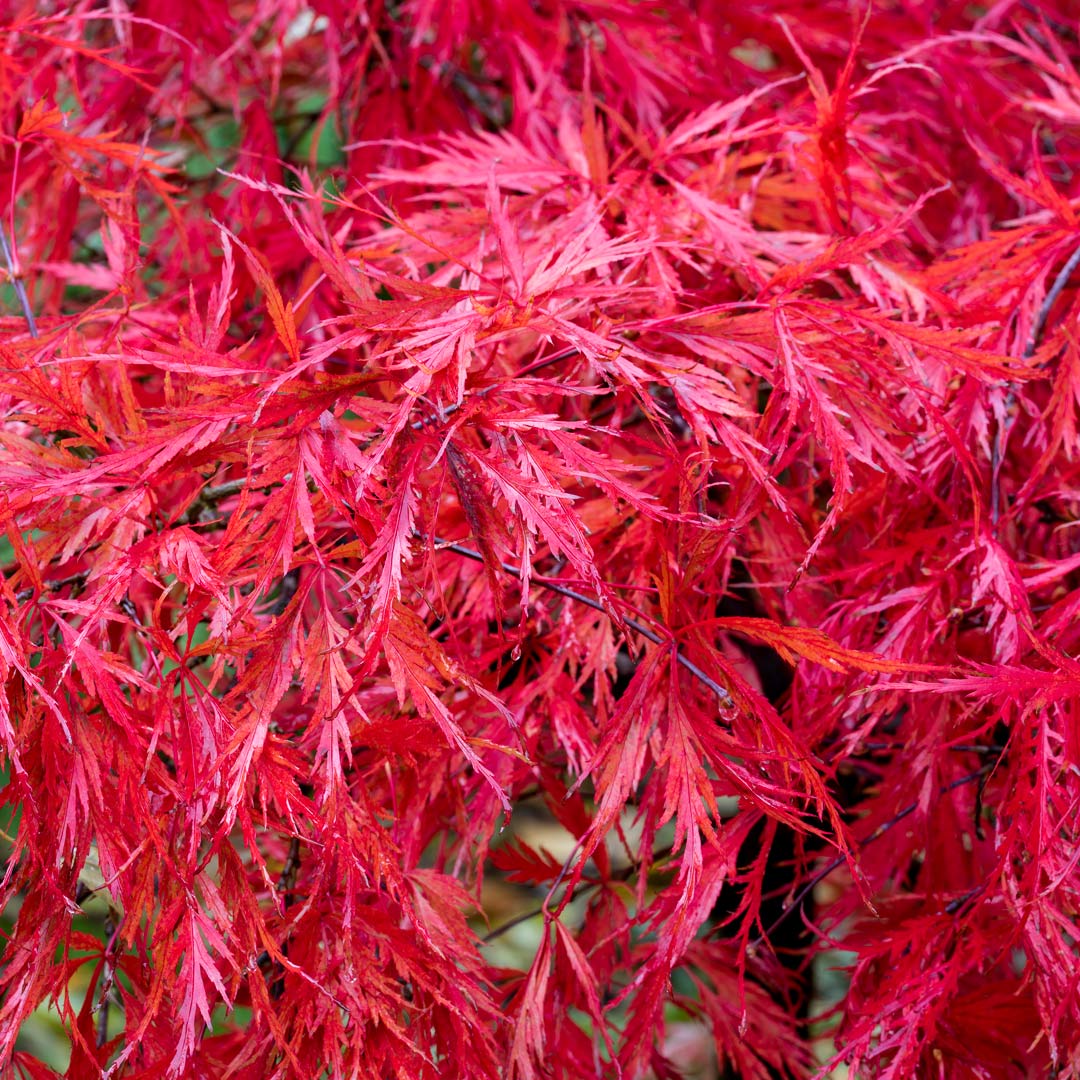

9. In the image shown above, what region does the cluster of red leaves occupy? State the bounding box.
[1,1,1080,1077]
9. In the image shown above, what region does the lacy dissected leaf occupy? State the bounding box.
[2,4,1080,1079]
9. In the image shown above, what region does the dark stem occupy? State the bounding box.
[177,478,252,526]
[270,836,301,999]
[13,571,89,604]
[0,221,38,338]
[750,765,992,949]
[94,915,120,1047]
[1024,242,1080,361]
[483,842,673,942]
[992,241,1080,525]
[432,535,734,708]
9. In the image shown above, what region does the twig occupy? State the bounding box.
[1019,1,1077,45]
[483,903,545,943]
[270,836,301,1000]
[269,568,301,616]
[13,571,89,604]
[401,346,583,437]
[749,765,993,949]
[1024,242,1080,361]
[93,915,120,1047]
[278,836,301,898]
[0,221,38,338]
[944,882,987,916]
[4,346,588,594]
[432,536,734,708]
[860,740,1002,756]
[484,839,586,946]
[483,841,673,943]
[177,478,252,526]
[282,110,327,162]
[992,241,1080,525]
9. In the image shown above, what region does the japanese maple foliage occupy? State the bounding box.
[1,1,1080,1077]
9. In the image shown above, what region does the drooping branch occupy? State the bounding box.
[1023,243,1080,361]
[750,764,994,949]
[432,535,735,708]
[992,240,1080,524]
[176,478,253,526]
[484,841,675,943]
[0,220,38,339]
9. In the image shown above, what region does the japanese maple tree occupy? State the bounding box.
[1,1,1080,1077]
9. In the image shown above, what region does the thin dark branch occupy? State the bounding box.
[1019,2,1078,49]
[1024,242,1080,360]
[750,765,993,949]
[269,568,301,617]
[282,110,327,161]
[860,740,1002,756]
[269,836,302,999]
[278,836,301,897]
[13,571,89,604]
[433,536,734,707]
[944,882,987,916]
[993,240,1080,524]
[0,221,38,338]
[483,842,673,943]
[483,903,545,943]
[403,346,583,435]
[5,346,592,602]
[94,915,119,1047]
[177,478,252,526]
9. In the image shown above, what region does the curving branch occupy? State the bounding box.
[432,535,734,708]
[0,221,38,339]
